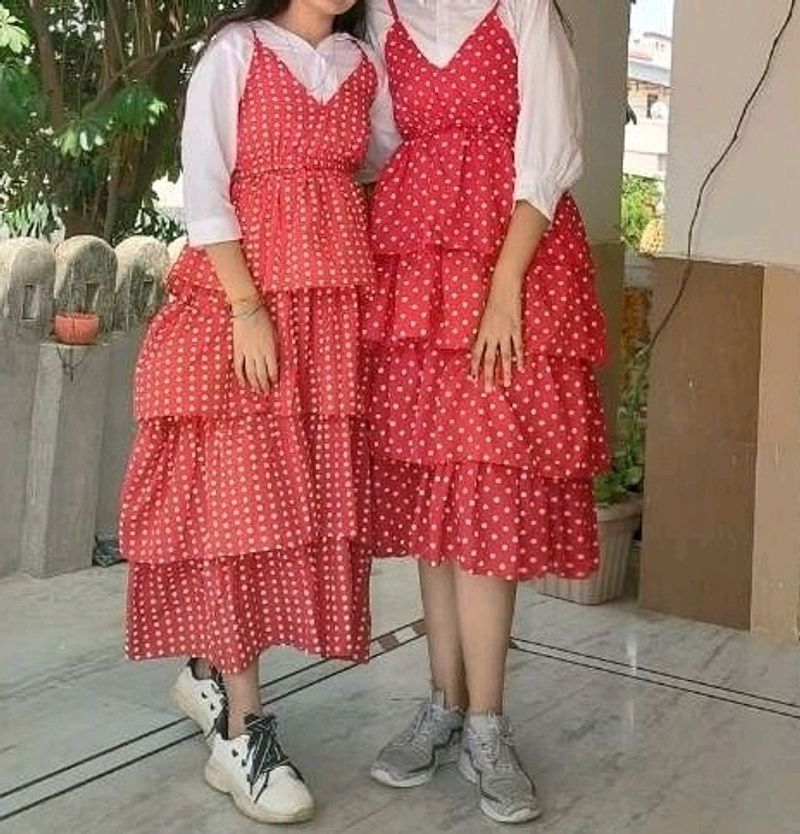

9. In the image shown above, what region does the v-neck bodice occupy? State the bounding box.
[383,2,519,142]
[234,35,376,178]
[172,31,378,296]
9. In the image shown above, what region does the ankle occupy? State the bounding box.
[190,657,213,680]
[467,703,504,717]
[432,683,468,711]
[227,705,263,739]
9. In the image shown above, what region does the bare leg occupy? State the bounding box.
[419,561,469,709]
[193,657,213,679]
[454,571,517,714]
[223,658,262,738]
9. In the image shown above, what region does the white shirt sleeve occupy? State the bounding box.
[360,44,401,182]
[511,0,584,220]
[181,24,253,246]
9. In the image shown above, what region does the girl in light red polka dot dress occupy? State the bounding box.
[119,0,396,822]
[365,0,609,822]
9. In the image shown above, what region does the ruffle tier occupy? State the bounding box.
[366,344,608,478]
[120,412,371,564]
[370,458,600,581]
[126,540,372,673]
[371,131,515,256]
[174,170,373,295]
[363,219,607,362]
[135,279,365,421]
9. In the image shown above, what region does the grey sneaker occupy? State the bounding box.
[371,690,464,788]
[459,713,542,824]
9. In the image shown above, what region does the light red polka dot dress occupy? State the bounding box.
[120,36,376,673]
[365,0,610,580]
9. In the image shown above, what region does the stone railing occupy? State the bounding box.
[0,235,179,578]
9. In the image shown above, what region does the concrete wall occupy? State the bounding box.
[563,0,630,246]
[640,259,763,629]
[665,0,800,267]
[0,236,168,579]
[643,0,800,641]
[561,0,631,437]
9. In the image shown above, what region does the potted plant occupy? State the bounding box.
[54,283,101,346]
[535,348,648,605]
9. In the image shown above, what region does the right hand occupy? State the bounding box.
[232,306,279,394]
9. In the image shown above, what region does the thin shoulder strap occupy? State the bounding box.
[386,0,400,23]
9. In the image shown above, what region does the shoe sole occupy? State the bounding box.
[458,752,543,824]
[170,680,215,746]
[370,744,460,789]
[205,757,315,824]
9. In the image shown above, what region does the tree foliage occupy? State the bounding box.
[620,174,661,251]
[0,0,231,242]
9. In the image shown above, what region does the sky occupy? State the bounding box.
[630,0,674,35]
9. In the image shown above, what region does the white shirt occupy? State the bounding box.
[182,21,397,246]
[367,0,584,220]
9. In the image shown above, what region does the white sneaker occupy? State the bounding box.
[170,659,226,745]
[205,713,315,824]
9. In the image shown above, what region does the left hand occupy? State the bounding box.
[470,271,525,392]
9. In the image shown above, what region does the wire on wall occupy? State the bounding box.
[646,0,797,353]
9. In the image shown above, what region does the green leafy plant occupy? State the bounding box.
[620,174,662,250]
[0,1,232,243]
[594,346,648,506]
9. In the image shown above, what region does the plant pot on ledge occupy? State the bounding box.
[535,341,649,606]
[534,497,642,605]
[54,312,101,345]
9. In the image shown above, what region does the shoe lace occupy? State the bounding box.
[399,699,438,752]
[243,714,293,802]
[475,724,519,773]
[472,724,536,809]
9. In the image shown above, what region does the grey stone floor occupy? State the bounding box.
[2,559,800,833]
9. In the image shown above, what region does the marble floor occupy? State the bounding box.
[2,560,800,834]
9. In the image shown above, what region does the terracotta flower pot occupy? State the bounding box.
[54,312,101,346]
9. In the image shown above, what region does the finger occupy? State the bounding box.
[246,357,264,394]
[512,329,525,369]
[470,338,485,380]
[500,338,513,388]
[484,340,497,393]
[233,349,246,387]
[265,344,279,385]
[254,355,271,394]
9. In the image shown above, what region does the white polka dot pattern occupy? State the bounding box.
[171,38,377,296]
[365,4,610,581]
[121,38,376,673]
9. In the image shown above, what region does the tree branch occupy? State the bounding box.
[102,0,127,89]
[27,0,66,127]
[91,26,203,108]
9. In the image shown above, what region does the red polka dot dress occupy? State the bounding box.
[365,0,610,580]
[120,35,377,673]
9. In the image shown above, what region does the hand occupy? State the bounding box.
[470,272,524,392]
[232,306,279,394]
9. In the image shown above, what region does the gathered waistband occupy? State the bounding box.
[233,161,353,182]
[400,124,514,144]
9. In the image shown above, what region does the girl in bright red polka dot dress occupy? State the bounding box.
[119,0,396,823]
[365,0,609,822]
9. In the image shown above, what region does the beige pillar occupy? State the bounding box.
[750,266,800,643]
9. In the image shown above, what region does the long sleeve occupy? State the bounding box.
[511,0,584,220]
[360,45,401,181]
[181,25,253,246]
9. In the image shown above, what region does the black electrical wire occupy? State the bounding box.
[646,0,797,353]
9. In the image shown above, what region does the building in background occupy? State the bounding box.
[625,31,672,180]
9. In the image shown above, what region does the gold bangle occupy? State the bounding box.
[231,302,263,320]
[229,292,262,308]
